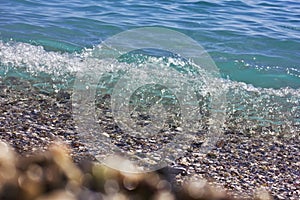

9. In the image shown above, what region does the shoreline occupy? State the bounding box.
[0,79,299,200]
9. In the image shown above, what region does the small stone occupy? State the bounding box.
[175,127,183,132]
[207,152,217,159]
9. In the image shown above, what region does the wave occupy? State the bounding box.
[0,41,299,135]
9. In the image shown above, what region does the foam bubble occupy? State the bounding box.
[0,41,299,136]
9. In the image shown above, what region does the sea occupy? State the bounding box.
[0,0,299,136]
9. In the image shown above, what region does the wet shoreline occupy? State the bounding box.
[0,79,299,200]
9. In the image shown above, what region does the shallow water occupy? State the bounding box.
[0,0,299,136]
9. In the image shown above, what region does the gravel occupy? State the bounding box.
[0,78,299,200]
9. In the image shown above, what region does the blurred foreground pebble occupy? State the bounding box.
[0,140,272,200]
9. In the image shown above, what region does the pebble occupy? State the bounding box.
[175,127,183,132]
[0,142,238,200]
[0,79,299,200]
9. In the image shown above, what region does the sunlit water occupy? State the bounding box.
[0,0,299,136]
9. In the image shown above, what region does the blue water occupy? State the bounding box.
[0,0,299,134]
[0,0,299,88]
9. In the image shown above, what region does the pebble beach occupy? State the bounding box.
[0,78,299,200]
[1,0,300,199]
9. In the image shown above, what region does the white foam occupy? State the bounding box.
[0,41,299,134]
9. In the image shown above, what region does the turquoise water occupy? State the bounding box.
[0,0,299,134]
[0,0,299,88]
